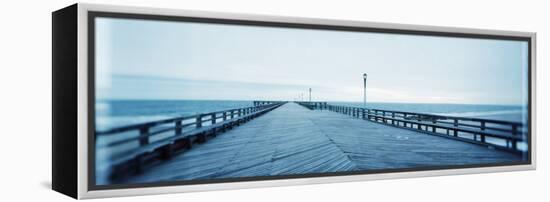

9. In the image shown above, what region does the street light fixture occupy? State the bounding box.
[363,73,367,108]
[309,88,312,102]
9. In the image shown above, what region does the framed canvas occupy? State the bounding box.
[52,3,536,199]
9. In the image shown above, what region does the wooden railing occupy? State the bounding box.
[320,104,527,154]
[96,102,286,181]
[295,101,328,110]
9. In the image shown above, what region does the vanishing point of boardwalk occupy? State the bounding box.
[120,102,521,184]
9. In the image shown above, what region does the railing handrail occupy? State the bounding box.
[325,104,524,128]
[320,103,527,153]
[97,103,284,136]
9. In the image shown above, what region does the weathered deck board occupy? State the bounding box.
[120,103,521,184]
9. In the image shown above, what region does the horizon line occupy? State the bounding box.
[96,98,526,107]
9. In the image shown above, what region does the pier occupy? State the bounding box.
[96,101,528,184]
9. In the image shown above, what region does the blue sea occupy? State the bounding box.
[96,100,527,131]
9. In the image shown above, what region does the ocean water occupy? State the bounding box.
[96,100,528,131]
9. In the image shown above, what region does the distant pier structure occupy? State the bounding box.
[253,100,286,106]
[95,100,528,185]
[295,101,327,110]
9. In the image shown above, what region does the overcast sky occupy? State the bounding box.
[95,17,529,105]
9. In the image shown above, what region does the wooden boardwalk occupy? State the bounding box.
[120,102,521,184]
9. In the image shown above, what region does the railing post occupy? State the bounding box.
[238,109,242,117]
[511,125,518,150]
[139,127,150,146]
[432,119,436,132]
[231,110,234,119]
[175,120,182,135]
[196,114,203,128]
[511,125,518,136]
[453,119,458,136]
[480,121,486,131]
[223,112,227,121]
[211,113,216,124]
[367,109,371,120]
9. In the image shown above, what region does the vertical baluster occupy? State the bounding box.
[511,125,518,150]
[175,120,182,135]
[453,119,458,137]
[196,114,203,128]
[432,119,436,132]
[139,126,150,146]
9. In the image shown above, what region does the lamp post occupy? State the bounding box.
[309,88,312,102]
[363,73,367,108]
